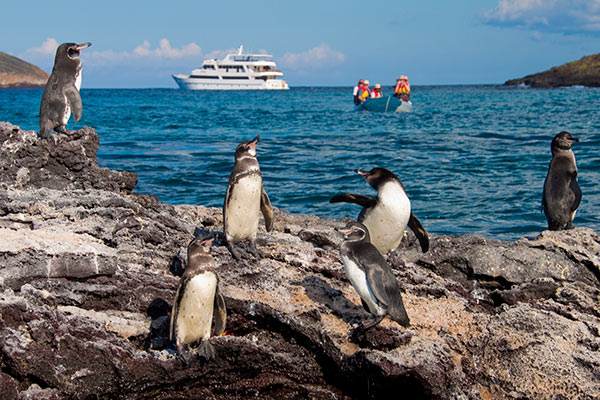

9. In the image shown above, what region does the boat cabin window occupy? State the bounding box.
[203,65,215,70]
[220,65,243,73]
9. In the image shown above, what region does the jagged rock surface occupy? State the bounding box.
[0,122,599,399]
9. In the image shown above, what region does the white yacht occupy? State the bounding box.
[172,45,289,90]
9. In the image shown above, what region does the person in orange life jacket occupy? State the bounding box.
[353,79,364,105]
[393,75,410,101]
[372,83,383,98]
[358,80,371,103]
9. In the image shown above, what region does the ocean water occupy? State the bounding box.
[2,86,599,241]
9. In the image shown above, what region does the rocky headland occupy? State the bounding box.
[0,121,599,399]
[0,53,48,89]
[505,53,600,88]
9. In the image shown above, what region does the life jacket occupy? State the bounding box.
[395,81,410,94]
[360,87,371,99]
[372,89,382,98]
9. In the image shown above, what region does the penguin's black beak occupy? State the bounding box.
[571,137,579,143]
[354,169,368,176]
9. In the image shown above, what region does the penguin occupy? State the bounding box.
[330,167,429,254]
[39,42,91,138]
[170,237,227,359]
[223,135,274,260]
[338,221,410,335]
[542,131,582,230]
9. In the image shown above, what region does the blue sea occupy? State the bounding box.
[2,86,599,241]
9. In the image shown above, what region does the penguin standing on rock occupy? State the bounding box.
[338,221,410,336]
[39,42,91,138]
[330,167,429,254]
[223,135,274,260]
[170,237,227,359]
[542,131,582,230]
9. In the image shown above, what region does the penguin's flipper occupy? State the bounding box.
[363,249,410,327]
[169,278,188,348]
[330,193,376,208]
[65,85,83,122]
[212,285,227,336]
[260,185,274,232]
[407,212,429,253]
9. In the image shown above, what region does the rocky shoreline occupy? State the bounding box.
[505,53,600,88]
[0,121,599,399]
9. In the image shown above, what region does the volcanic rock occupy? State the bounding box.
[0,122,599,399]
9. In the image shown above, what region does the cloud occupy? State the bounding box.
[21,38,203,67]
[133,39,201,58]
[81,39,203,67]
[280,44,346,70]
[482,0,600,36]
[21,38,58,59]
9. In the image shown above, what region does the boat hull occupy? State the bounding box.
[355,96,412,112]
[172,75,289,90]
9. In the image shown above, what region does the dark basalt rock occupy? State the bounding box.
[0,121,599,399]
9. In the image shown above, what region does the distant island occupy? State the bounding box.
[0,52,48,89]
[505,54,600,88]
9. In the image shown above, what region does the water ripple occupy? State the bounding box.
[2,86,599,240]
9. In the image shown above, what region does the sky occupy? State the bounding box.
[3,0,600,88]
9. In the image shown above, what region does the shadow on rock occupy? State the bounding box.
[300,275,364,325]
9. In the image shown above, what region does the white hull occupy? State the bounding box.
[173,74,289,90]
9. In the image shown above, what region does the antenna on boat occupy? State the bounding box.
[238,45,243,55]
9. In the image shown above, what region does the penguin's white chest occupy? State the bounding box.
[175,272,217,346]
[341,254,386,316]
[75,68,82,91]
[62,99,71,125]
[61,69,82,125]
[361,183,411,253]
[225,173,262,242]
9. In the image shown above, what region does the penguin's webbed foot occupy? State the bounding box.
[54,126,69,135]
[176,346,195,365]
[226,242,243,261]
[247,241,265,259]
[196,340,216,360]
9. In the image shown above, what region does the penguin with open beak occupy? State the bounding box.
[223,135,274,260]
[39,42,91,138]
[331,167,429,254]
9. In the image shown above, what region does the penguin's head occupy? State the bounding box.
[338,221,370,242]
[355,167,401,190]
[54,42,91,68]
[551,131,579,154]
[235,135,260,160]
[187,236,214,271]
